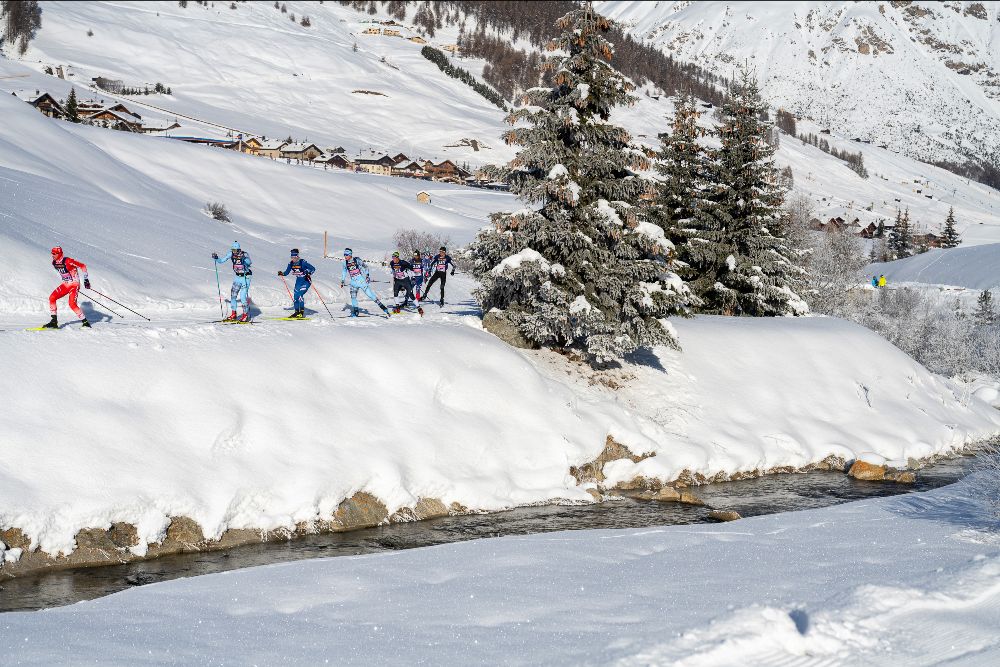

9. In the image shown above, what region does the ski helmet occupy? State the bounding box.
[231,241,241,251]
[392,251,400,258]
[343,248,353,257]
[290,248,299,257]
[51,246,64,259]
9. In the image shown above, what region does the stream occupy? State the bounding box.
[0,454,977,613]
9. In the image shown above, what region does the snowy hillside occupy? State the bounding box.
[599,0,1000,168]
[870,242,1000,290]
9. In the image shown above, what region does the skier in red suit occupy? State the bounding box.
[44,246,91,328]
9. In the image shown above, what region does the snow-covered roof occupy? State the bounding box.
[281,142,320,153]
[258,140,288,150]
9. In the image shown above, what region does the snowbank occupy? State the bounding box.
[3,482,999,665]
[1,314,997,564]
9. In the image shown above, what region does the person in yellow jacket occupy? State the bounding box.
[878,274,886,288]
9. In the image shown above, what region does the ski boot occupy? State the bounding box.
[238,312,250,323]
[41,315,58,329]
[81,318,91,328]
[291,309,304,319]
[349,307,359,318]
[226,309,238,322]
[418,306,424,316]
[439,299,444,307]
[392,306,401,314]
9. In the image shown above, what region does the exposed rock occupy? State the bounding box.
[885,469,917,484]
[570,436,654,485]
[109,522,139,549]
[334,492,389,530]
[449,501,469,514]
[708,509,742,522]
[0,527,30,551]
[679,490,705,506]
[164,516,205,549]
[803,454,848,472]
[216,528,268,549]
[414,498,449,520]
[848,459,887,481]
[612,475,660,492]
[653,486,681,502]
[75,528,117,551]
[585,488,603,502]
[481,310,537,350]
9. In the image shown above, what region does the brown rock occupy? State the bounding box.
[414,498,449,520]
[885,470,917,484]
[679,490,705,506]
[481,311,538,349]
[75,528,116,551]
[653,487,681,502]
[0,527,30,551]
[449,502,469,514]
[848,460,886,481]
[708,509,742,522]
[334,492,389,530]
[570,436,654,485]
[585,488,603,502]
[109,522,139,549]
[164,516,205,549]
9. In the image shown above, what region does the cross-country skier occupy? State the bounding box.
[277,248,315,319]
[422,246,455,307]
[43,246,91,328]
[410,250,429,308]
[340,248,391,318]
[212,241,253,322]
[387,251,422,315]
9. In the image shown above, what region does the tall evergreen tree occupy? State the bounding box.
[698,66,807,316]
[941,206,961,248]
[467,4,693,362]
[974,290,995,325]
[1,0,42,56]
[888,208,914,259]
[65,87,79,123]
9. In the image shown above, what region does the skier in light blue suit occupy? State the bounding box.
[278,248,315,319]
[212,241,253,322]
[339,248,391,317]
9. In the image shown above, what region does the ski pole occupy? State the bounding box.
[213,262,225,320]
[81,290,124,318]
[277,273,294,301]
[83,288,151,321]
[308,278,334,319]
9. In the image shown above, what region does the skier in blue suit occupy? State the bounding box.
[212,241,253,322]
[340,248,391,318]
[278,248,315,319]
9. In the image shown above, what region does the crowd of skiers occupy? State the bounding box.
[41,242,456,327]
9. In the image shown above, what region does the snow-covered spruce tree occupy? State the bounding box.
[941,206,961,248]
[697,66,807,316]
[888,208,913,259]
[975,290,995,326]
[467,4,693,362]
[647,93,712,285]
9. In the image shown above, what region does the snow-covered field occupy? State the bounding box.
[3,481,998,666]
[870,242,1000,291]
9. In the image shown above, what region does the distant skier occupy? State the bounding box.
[422,246,455,307]
[340,248,391,318]
[277,248,315,319]
[387,251,422,315]
[43,246,91,328]
[871,275,878,288]
[212,241,253,322]
[878,274,887,288]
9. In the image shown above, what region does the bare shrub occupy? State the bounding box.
[205,201,231,222]
[392,228,451,256]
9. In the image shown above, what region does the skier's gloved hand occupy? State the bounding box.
[450,270,456,276]
[84,279,91,289]
[278,271,284,276]
[340,282,345,288]
[212,252,219,259]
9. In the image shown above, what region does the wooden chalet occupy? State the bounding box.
[356,155,393,175]
[322,154,353,169]
[257,140,288,158]
[858,222,878,238]
[139,121,182,134]
[28,92,66,119]
[392,159,426,178]
[391,152,409,163]
[913,233,943,249]
[416,191,431,204]
[423,159,471,182]
[280,143,323,161]
[86,108,142,132]
[238,136,263,153]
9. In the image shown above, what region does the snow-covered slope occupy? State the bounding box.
[4,483,1000,666]
[599,0,1000,168]
[870,242,1000,290]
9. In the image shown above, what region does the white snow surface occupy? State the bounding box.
[869,242,1000,290]
[1,313,996,558]
[3,482,1000,665]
